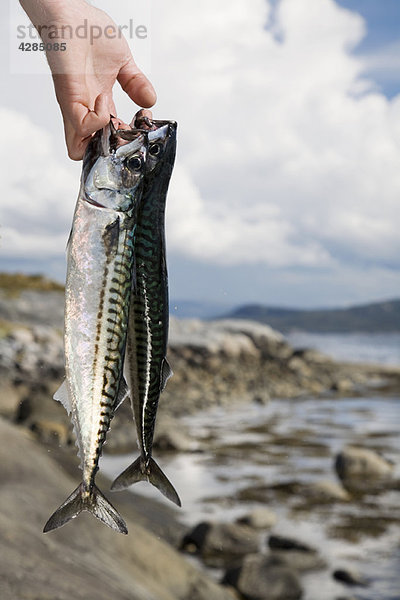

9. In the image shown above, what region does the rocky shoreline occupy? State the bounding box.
[0,285,399,600]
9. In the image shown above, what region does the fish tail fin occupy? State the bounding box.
[147,457,182,507]
[111,456,181,507]
[43,482,128,534]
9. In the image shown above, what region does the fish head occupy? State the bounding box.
[82,125,148,212]
[146,120,177,176]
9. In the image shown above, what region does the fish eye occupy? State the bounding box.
[149,143,162,157]
[125,155,143,171]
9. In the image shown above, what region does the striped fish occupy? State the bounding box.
[111,118,180,506]
[44,123,148,534]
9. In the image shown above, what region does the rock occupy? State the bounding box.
[270,550,326,572]
[0,381,23,418]
[223,554,302,600]
[169,317,291,360]
[335,446,394,481]
[30,419,71,446]
[153,415,195,452]
[268,535,315,553]
[303,480,351,502]
[182,521,260,567]
[267,534,325,572]
[15,386,71,447]
[236,507,277,529]
[331,379,355,393]
[253,391,270,405]
[287,356,313,378]
[333,568,368,587]
[212,319,291,359]
[0,417,236,600]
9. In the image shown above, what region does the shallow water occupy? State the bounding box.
[102,394,400,600]
[286,331,400,367]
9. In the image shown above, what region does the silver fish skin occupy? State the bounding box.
[44,124,148,534]
[111,120,180,507]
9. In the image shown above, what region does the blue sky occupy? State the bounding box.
[1,0,399,310]
[337,0,400,98]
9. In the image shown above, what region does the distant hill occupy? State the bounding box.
[227,299,400,333]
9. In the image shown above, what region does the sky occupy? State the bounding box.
[1,0,400,310]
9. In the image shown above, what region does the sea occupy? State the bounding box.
[285,331,400,367]
[102,333,400,600]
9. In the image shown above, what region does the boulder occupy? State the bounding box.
[335,446,394,481]
[270,550,326,572]
[0,381,24,419]
[0,417,236,600]
[236,507,277,529]
[182,521,260,567]
[303,480,351,503]
[267,534,325,572]
[223,554,302,600]
[153,415,195,452]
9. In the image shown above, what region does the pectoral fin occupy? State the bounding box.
[114,377,130,411]
[160,358,173,392]
[53,380,71,415]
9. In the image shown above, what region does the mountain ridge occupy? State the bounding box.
[225,298,400,333]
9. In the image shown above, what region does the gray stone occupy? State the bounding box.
[236,507,277,529]
[333,568,368,587]
[182,521,260,567]
[268,534,316,553]
[304,480,351,502]
[153,415,195,452]
[335,446,394,481]
[0,417,236,600]
[223,554,302,600]
[270,550,326,572]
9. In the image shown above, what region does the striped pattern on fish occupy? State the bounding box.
[111,120,180,506]
[44,125,148,534]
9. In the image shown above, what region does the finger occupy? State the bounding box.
[130,109,154,130]
[64,119,92,160]
[118,57,156,108]
[68,92,111,139]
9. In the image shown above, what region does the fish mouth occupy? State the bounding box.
[84,194,106,209]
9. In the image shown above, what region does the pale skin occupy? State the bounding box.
[19,0,156,159]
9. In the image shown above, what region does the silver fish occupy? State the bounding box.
[44,124,147,534]
[110,118,180,506]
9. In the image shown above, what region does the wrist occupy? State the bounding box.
[19,0,90,27]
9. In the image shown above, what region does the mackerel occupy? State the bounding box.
[111,118,180,506]
[44,123,147,534]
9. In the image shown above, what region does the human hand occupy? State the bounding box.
[20,0,156,159]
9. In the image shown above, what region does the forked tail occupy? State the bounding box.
[43,482,128,534]
[111,456,181,507]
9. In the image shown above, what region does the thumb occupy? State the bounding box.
[118,57,156,108]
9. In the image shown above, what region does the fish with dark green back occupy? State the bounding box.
[111,115,181,507]
[44,122,148,534]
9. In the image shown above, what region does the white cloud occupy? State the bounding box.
[144,0,400,269]
[0,107,79,259]
[2,0,400,280]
